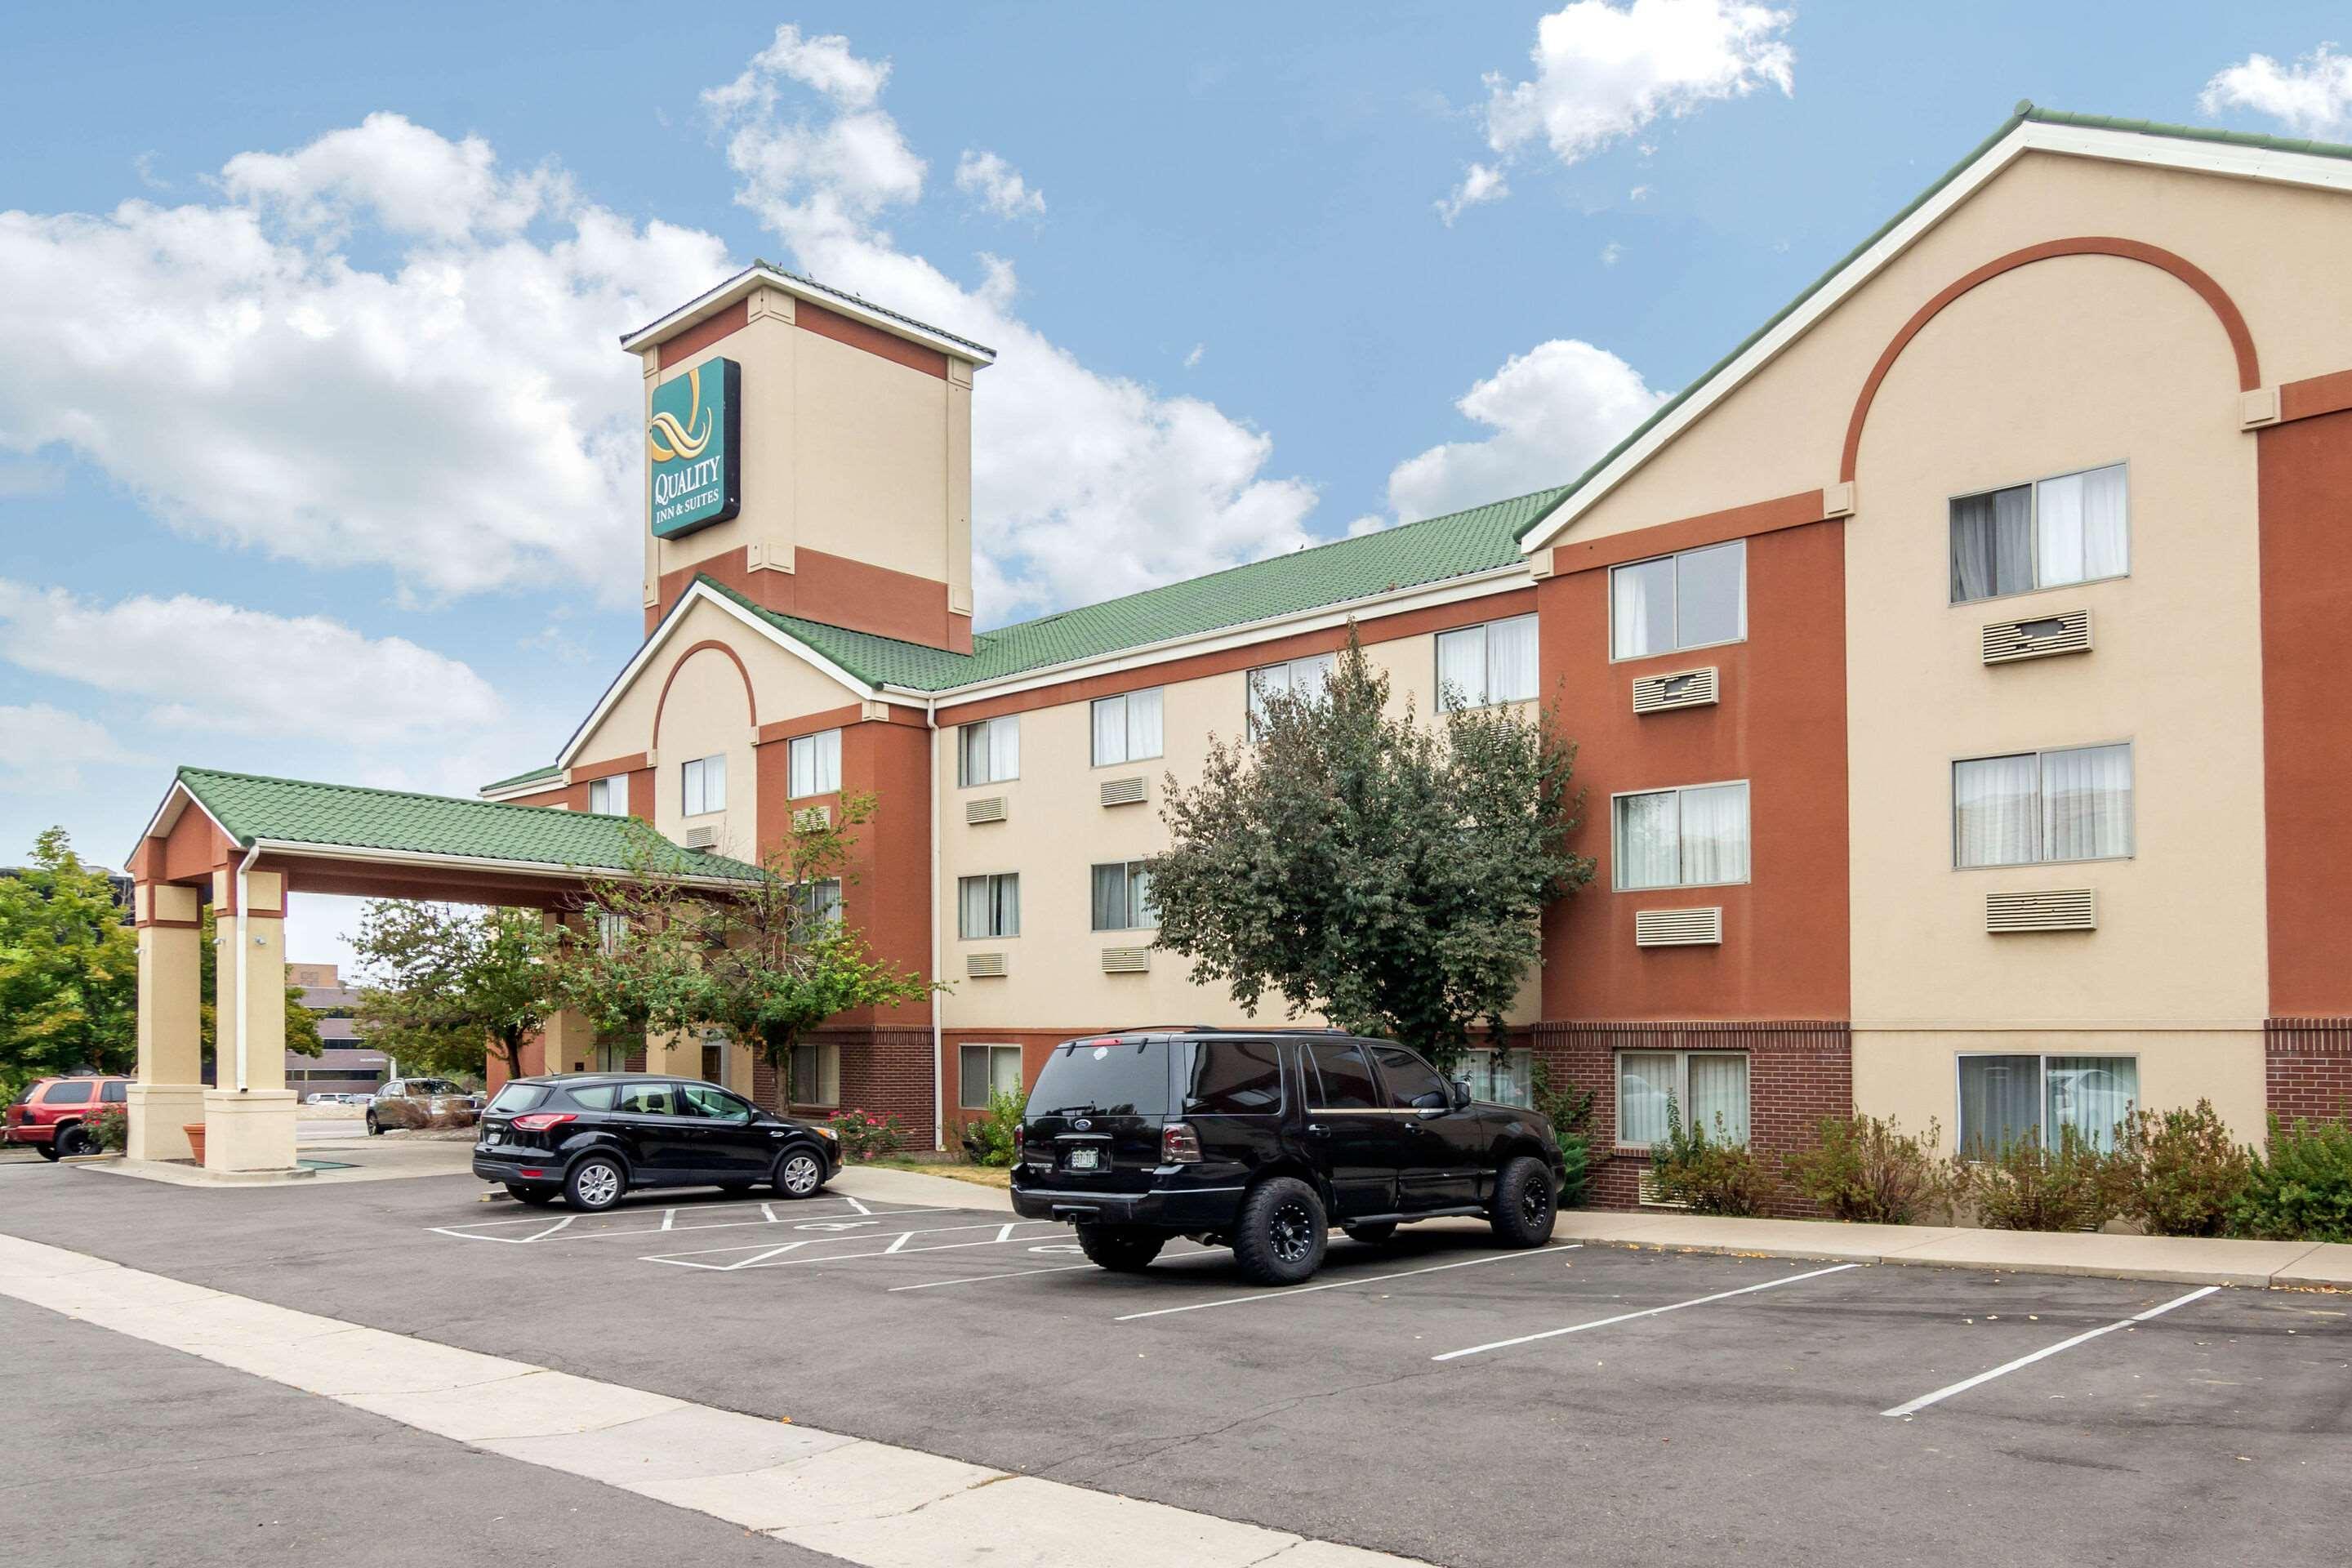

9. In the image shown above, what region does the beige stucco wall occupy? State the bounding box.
[652,644,760,863]
[575,597,858,765]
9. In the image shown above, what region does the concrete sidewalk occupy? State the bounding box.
[1552,1209,2352,1289]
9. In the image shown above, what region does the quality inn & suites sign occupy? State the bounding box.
[648,358,742,538]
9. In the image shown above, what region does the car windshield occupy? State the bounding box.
[1028,1038,1173,1118]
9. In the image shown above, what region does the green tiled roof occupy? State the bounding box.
[714,483,1573,693]
[180,767,763,882]
[480,764,560,792]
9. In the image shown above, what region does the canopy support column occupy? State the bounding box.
[203,866,298,1173]
[127,881,204,1162]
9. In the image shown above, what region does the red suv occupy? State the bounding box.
[4,1076,129,1159]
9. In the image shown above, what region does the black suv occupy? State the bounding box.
[472,1073,840,1212]
[1010,1030,1566,1285]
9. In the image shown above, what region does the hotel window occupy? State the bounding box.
[789,1042,840,1107]
[1246,653,1338,738]
[1090,861,1158,931]
[1436,614,1539,711]
[596,913,628,955]
[1613,781,1750,890]
[1458,1047,1535,1108]
[1091,688,1165,767]
[1610,540,1745,661]
[958,873,1020,939]
[788,728,841,798]
[960,1043,1024,1110]
[1953,742,2132,868]
[586,777,627,817]
[1958,1054,2138,1156]
[681,753,726,817]
[1949,463,2127,604]
[1616,1050,1749,1148]
[792,879,844,924]
[958,715,1019,786]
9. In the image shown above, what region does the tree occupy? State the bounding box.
[0,827,137,1094]
[350,903,555,1083]
[1150,626,1592,1069]
[555,801,934,1096]
[197,906,324,1068]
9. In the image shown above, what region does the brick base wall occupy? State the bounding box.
[1526,1021,1852,1218]
[762,1027,936,1148]
[2265,1018,2352,1126]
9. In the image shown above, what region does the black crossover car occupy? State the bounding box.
[1010,1030,1566,1285]
[472,1073,840,1212]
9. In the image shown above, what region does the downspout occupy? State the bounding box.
[926,693,944,1152]
[232,840,261,1093]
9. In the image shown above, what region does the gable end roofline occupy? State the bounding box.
[1517,105,2352,556]
[618,261,997,364]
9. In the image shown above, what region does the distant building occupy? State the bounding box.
[284,962,387,1096]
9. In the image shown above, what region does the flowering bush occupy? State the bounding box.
[83,1106,128,1153]
[825,1108,906,1163]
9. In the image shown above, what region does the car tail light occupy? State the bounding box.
[510,1112,576,1133]
[1013,1122,1024,1158]
[1161,1121,1201,1164]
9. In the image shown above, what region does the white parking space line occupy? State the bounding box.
[889,1263,1098,1292]
[1431,1263,1860,1361]
[841,1194,871,1215]
[642,1218,1067,1272]
[1882,1285,2220,1418]
[1115,1245,1583,1322]
[428,1201,957,1246]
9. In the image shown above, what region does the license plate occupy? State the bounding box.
[1067,1147,1101,1171]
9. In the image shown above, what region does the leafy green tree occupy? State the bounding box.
[197,906,323,1067]
[350,903,555,1083]
[555,800,935,1096]
[0,828,136,1094]
[1150,627,1592,1069]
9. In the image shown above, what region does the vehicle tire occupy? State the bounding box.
[365,1114,382,1136]
[1232,1177,1327,1286]
[1076,1224,1165,1272]
[506,1185,558,1206]
[35,1140,61,1162]
[772,1147,826,1200]
[565,1155,626,1213]
[1489,1155,1557,1248]
[55,1125,99,1159]
[1341,1221,1397,1245]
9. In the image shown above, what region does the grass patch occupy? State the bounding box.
[871,1157,1012,1190]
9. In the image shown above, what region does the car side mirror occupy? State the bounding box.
[1450,1080,1472,1111]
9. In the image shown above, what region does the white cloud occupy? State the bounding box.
[2201,43,2352,138]
[1437,162,1511,225]
[0,113,732,603]
[1383,339,1668,523]
[0,580,503,738]
[1183,343,1205,369]
[706,24,1318,621]
[0,705,150,794]
[1600,240,1624,266]
[1461,0,1794,209]
[955,149,1047,219]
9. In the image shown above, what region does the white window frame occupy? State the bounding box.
[1947,461,2131,607]
[1435,613,1540,712]
[787,728,842,799]
[1949,741,2135,870]
[1245,653,1338,740]
[1610,779,1752,891]
[586,777,626,817]
[957,872,1021,939]
[1614,1049,1750,1151]
[790,1041,840,1107]
[1090,688,1165,768]
[1953,1051,2140,1156]
[959,1043,1024,1110]
[957,716,1020,787]
[1089,860,1158,932]
[1457,1046,1535,1107]
[681,753,726,817]
[1608,539,1747,663]
[793,879,844,924]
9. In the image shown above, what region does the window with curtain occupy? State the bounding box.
[790,1042,840,1106]
[787,728,841,798]
[1615,1050,1748,1147]
[1613,781,1750,889]
[957,873,1020,938]
[586,777,627,816]
[1953,743,2132,867]
[959,1044,1024,1109]
[1246,653,1338,738]
[1950,463,2127,604]
[1435,614,1540,710]
[1089,861,1157,930]
[1090,688,1165,766]
[681,753,726,816]
[1459,1047,1534,1107]
[792,879,843,924]
[957,716,1019,786]
[1958,1054,2137,1154]
[1610,541,1745,660]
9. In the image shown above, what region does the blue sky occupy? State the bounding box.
[2,1,2345,964]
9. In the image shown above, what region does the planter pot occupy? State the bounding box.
[184,1123,207,1165]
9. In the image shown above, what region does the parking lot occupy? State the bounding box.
[4,1162,2347,1566]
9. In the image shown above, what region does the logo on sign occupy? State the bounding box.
[647,358,741,538]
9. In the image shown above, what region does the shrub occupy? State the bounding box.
[1784,1114,1948,1225]
[2231,1114,2352,1243]
[1530,1061,1594,1208]
[2107,1099,2252,1237]
[84,1105,128,1153]
[960,1087,1026,1168]
[825,1108,906,1163]
[372,1098,477,1131]
[1650,1096,1781,1217]
[1556,1134,1592,1209]
[1949,1125,2122,1232]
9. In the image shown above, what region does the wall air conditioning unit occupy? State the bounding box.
[965,795,1009,826]
[1982,608,2092,665]
[1100,947,1152,973]
[1634,906,1723,947]
[1636,1170,1692,1209]
[1985,889,2096,933]
[1631,666,1719,714]
[791,805,831,832]
[964,951,1009,978]
[683,826,718,850]
[1100,776,1148,808]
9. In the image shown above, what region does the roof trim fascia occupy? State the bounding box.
[618,265,997,365]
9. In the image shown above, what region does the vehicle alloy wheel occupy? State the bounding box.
[56,1125,98,1159]
[365,1116,382,1136]
[566,1156,626,1212]
[1232,1176,1327,1286]
[774,1150,824,1198]
[1488,1155,1557,1248]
